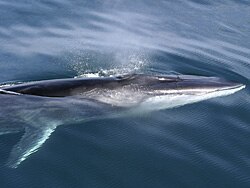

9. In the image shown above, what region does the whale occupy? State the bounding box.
[1,73,245,107]
[0,74,245,168]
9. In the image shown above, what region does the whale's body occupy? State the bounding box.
[1,74,245,107]
[0,74,245,168]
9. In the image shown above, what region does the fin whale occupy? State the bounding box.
[1,73,245,108]
[0,74,245,168]
[1,74,245,97]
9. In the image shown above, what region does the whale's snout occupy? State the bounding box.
[175,75,245,93]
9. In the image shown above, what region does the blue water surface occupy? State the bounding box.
[0,0,250,187]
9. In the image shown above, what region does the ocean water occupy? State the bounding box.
[0,0,250,187]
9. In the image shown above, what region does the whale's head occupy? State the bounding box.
[118,74,245,110]
[126,74,244,94]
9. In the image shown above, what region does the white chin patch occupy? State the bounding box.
[138,85,245,111]
[77,85,245,109]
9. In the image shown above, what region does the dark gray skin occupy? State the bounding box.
[1,74,243,97]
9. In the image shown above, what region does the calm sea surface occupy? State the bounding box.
[0,0,250,187]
